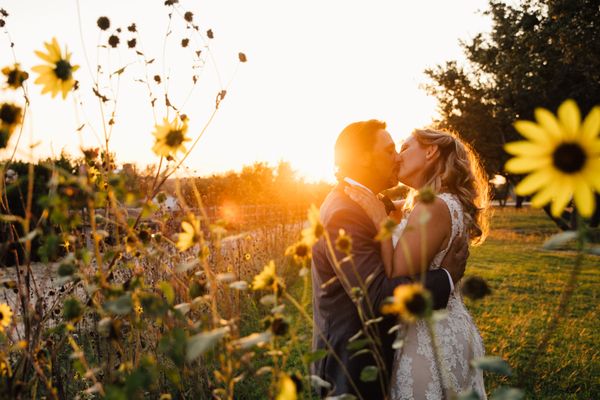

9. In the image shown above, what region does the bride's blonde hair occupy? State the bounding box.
[405,128,490,246]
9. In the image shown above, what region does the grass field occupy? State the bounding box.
[235,206,599,399]
[466,207,599,399]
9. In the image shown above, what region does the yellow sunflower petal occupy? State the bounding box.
[581,106,600,142]
[557,99,580,140]
[50,37,61,59]
[573,177,595,218]
[505,156,550,174]
[550,178,574,217]
[504,141,552,157]
[582,158,600,191]
[515,167,556,195]
[513,120,553,144]
[31,65,54,73]
[531,184,556,208]
[34,50,56,64]
[534,108,563,141]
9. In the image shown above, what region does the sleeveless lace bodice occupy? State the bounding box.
[390,193,487,400]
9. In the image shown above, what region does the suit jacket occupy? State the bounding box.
[311,184,451,398]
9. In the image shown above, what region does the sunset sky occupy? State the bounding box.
[2,0,492,182]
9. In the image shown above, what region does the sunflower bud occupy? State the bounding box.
[461,276,491,300]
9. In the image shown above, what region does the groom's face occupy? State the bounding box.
[369,129,399,190]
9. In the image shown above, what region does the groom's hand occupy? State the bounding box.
[440,233,469,284]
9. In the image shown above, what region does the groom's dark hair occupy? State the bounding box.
[334,119,386,179]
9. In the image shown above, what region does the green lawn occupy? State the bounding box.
[466,207,599,399]
[235,207,599,399]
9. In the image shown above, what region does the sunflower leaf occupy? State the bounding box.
[359,365,378,382]
[470,356,512,376]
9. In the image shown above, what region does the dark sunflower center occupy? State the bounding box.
[0,312,4,320]
[54,60,73,81]
[406,294,426,316]
[0,104,18,124]
[295,244,308,257]
[552,143,586,174]
[165,129,184,147]
[7,70,18,86]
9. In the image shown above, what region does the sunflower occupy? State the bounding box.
[0,303,13,331]
[505,99,600,217]
[381,283,432,322]
[2,64,29,89]
[335,229,352,253]
[275,373,297,400]
[285,240,311,264]
[301,204,324,246]
[252,260,279,291]
[0,103,22,148]
[176,215,201,251]
[32,38,79,99]
[152,116,191,158]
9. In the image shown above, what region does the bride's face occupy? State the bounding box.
[397,135,433,188]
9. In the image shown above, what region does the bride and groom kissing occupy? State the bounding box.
[311,120,489,399]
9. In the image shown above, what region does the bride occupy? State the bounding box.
[345,128,490,399]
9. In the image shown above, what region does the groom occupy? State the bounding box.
[311,119,467,398]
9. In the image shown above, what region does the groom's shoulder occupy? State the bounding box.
[320,186,365,224]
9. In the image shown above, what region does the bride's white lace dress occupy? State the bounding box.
[390,193,487,400]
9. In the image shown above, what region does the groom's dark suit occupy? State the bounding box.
[311,184,452,398]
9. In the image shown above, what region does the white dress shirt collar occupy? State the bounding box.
[343,177,374,194]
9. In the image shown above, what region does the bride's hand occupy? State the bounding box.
[344,185,388,226]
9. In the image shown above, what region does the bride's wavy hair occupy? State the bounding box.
[405,128,490,246]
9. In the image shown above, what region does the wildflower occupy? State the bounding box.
[0,103,22,148]
[505,99,600,217]
[0,303,13,331]
[244,253,252,261]
[270,316,290,336]
[32,38,79,99]
[2,64,29,89]
[381,283,432,322]
[87,166,100,184]
[238,52,247,63]
[0,360,10,377]
[461,276,492,301]
[285,241,311,263]
[108,35,120,48]
[276,373,297,400]
[301,204,324,246]
[127,38,137,48]
[96,16,110,30]
[417,187,436,204]
[128,23,137,32]
[176,215,201,251]
[252,260,279,291]
[181,38,189,48]
[152,116,191,158]
[335,229,352,253]
[207,29,214,39]
[375,218,398,241]
[184,11,193,22]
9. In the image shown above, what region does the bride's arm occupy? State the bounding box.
[392,199,451,277]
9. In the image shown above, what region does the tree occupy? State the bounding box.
[426,0,600,171]
[425,0,600,226]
